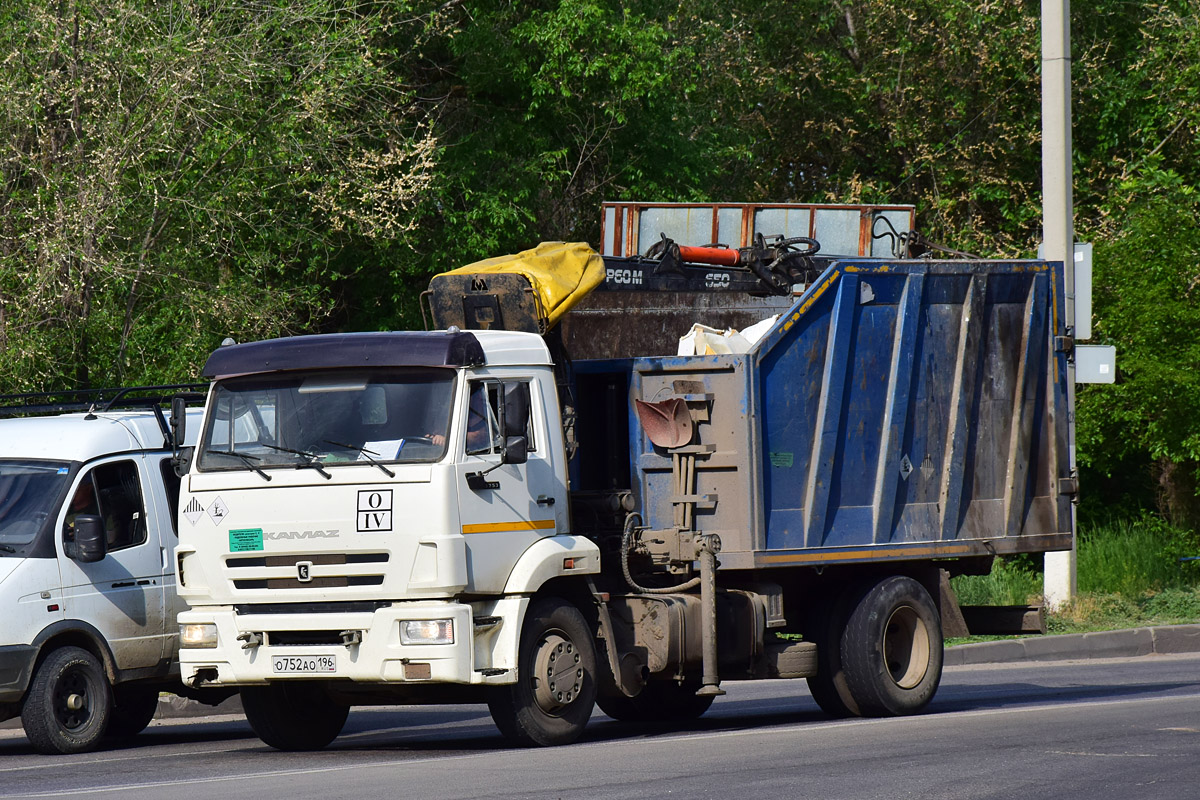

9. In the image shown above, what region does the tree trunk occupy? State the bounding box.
[1153,458,1200,531]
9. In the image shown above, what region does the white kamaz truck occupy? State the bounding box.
[175,239,1075,750]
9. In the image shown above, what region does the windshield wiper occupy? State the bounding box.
[260,443,331,480]
[322,440,395,478]
[0,544,15,554]
[206,450,272,482]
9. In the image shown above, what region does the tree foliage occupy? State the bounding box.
[0,0,443,388]
[0,0,1196,523]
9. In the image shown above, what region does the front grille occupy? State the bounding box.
[267,630,348,646]
[235,601,391,615]
[225,552,389,590]
[233,575,385,590]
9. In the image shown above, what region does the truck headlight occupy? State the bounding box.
[181,623,218,649]
[399,619,454,645]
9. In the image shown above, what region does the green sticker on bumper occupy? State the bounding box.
[769,452,794,468]
[229,528,264,552]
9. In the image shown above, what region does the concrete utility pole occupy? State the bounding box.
[1042,0,1076,609]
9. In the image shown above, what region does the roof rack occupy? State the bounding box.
[0,384,208,450]
[0,383,206,418]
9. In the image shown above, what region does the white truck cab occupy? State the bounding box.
[0,389,211,754]
[177,330,600,749]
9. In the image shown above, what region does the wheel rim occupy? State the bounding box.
[53,667,94,731]
[882,605,930,690]
[532,631,583,715]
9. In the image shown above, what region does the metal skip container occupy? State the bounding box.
[622,258,1074,571]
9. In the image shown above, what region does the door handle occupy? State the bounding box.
[536,495,555,506]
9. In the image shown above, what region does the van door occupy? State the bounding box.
[150,455,186,663]
[57,456,167,671]
[454,379,559,593]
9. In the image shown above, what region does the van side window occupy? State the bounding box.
[63,461,147,552]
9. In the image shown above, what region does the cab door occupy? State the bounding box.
[454,378,560,592]
[57,455,167,670]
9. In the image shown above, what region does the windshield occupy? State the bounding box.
[198,368,456,472]
[0,461,72,548]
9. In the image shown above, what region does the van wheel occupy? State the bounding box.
[21,646,112,754]
[240,682,349,751]
[106,685,160,738]
[487,597,597,746]
[840,576,943,716]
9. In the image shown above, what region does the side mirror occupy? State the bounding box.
[73,516,107,563]
[503,435,528,465]
[172,446,195,478]
[170,396,188,450]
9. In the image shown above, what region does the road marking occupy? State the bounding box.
[4,691,1200,797]
[2,754,497,797]
[0,745,243,774]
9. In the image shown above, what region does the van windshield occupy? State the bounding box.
[198,368,456,472]
[0,461,71,548]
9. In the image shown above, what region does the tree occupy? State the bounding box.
[0,0,444,390]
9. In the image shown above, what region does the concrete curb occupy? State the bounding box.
[144,625,1200,721]
[944,623,1200,667]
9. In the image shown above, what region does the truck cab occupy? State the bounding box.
[176,329,599,748]
[0,391,210,754]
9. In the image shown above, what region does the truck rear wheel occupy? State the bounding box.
[106,685,161,739]
[804,588,861,718]
[597,679,714,723]
[240,682,349,751]
[21,646,112,755]
[840,575,942,716]
[487,597,597,746]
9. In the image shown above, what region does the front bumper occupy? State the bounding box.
[179,600,516,687]
[0,644,38,703]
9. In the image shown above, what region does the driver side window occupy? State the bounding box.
[465,381,502,455]
[63,461,147,552]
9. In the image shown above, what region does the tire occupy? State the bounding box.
[21,646,112,755]
[240,682,349,751]
[487,597,597,746]
[804,586,863,719]
[106,685,160,739]
[597,679,714,723]
[840,575,943,717]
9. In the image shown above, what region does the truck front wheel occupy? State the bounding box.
[487,597,597,746]
[105,685,161,739]
[240,682,349,751]
[21,646,112,755]
[840,575,943,716]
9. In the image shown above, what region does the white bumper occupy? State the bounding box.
[179,597,527,686]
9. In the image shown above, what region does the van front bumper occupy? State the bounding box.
[0,644,37,703]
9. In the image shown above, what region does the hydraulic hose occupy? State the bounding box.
[620,512,701,594]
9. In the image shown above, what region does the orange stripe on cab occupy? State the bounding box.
[462,519,557,535]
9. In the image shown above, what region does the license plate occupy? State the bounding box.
[272,654,337,674]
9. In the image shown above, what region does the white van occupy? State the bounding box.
[0,388,227,754]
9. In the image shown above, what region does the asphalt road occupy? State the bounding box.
[2,653,1198,800]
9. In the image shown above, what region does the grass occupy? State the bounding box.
[949,513,1200,641]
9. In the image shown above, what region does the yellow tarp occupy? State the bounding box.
[442,241,605,328]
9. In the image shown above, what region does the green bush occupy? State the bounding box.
[951,558,1042,606]
[1077,514,1199,595]
[951,513,1200,636]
